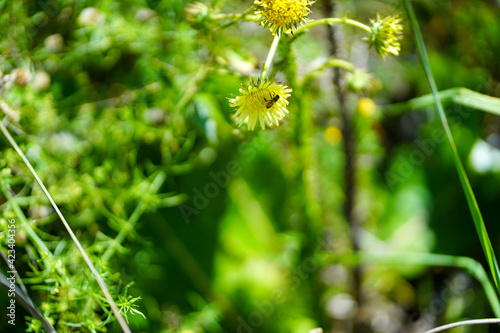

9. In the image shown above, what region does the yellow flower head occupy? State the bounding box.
[324,126,342,146]
[356,97,376,117]
[254,0,313,35]
[365,14,403,58]
[229,78,292,130]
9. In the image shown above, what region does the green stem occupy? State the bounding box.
[0,181,51,255]
[293,18,371,40]
[324,58,356,71]
[174,66,207,113]
[102,171,166,262]
[260,33,281,81]
[215,5,258,29]
[211,13,256,21]
[303,58,355,85]
[1,182,72,287]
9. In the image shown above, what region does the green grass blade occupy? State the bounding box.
[381,87,500,116]
[0,271,56,332]
[404,0,500,294]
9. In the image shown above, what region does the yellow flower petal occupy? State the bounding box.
[254,0,313,35]
[365,14,404,58]
[229,78,292,130]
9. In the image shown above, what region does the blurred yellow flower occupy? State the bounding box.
[357,97,376,117]
[254,0,313,35]
[229,78,292,130]
[365,14,403,58]
[324,126,342,146]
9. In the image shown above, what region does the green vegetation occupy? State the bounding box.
[1,0,500,332]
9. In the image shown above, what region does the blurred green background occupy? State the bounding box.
[0,0,500,332]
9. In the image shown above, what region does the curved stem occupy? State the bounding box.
[422,318,500,333]
[214,5,258,29]
[260,33,281,81]
[212,13,258,21]
[303,58,355,85]
[293,18,371,40]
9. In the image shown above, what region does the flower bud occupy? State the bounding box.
[365,14,403,58]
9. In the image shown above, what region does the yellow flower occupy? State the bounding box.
[229,78,292,130]
[365,14,403,58]
[254,0,313,35]
[357,97,376,117]
[324,126,342,146]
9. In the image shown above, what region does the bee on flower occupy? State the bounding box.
[229,78,292,130]
[254,0,314,35]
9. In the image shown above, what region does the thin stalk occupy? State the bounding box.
[260,33,281,81]
[0,271,56,333]
[102,171,166,262]
[281,31,323,237]
[215,5,258,29]
[422,318,500,333]
[0,184,73,288]
[0,120,131,333]
[174,66,208,114]
[0,248,30,300]
[303,58,355,87]
[212,13,256,21]
[292,17,371,41]
[404,0,500,293]
[0,182,51,255]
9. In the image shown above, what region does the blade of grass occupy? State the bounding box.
[0,271,56,333]
[381,87,500,117]
[0,119,132,333]
[404,0,500,293]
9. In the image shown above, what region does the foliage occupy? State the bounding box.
[0,0,500,333]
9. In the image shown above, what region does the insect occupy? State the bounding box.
[264,94,280,109]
